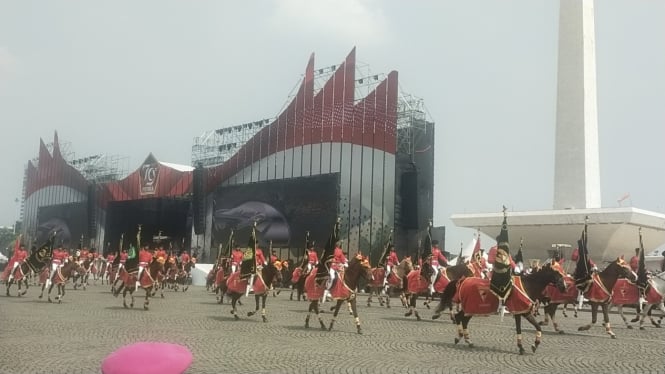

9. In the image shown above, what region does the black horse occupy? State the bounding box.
[225,261,282,322]
[442,263,566,354]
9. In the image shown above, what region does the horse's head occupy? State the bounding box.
[608,257,636,282]
[263,261,282,285]
[541,261,567,292]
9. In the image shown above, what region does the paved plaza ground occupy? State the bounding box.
[1,283,664,374]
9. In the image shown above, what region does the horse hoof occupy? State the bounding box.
[627,325,633,329]
[386,305,391,309]
[531,345,537,353]
[234,315,240,321]
[578,326,590,331]
[328,326,333,332]
[639,326,645,330]
[320,323,326,331]
[416,314,421,321]
[130,303,134,308]
[538,321,547,326]
[558,330,565,335]
[454,338,460,345]
[247,312,253,317]
[610,334,617,339]
[144,306,149,311]
[161,294,165,299]
[305,322,309,329]
[432,313,441,320]
[468,343,474,349]
[366,303,371,307]
[404,311,412,317]
[630,317,640,323]
[38,295,42,299]
[262,316,267,323]
[123,304,128,309]
[425,304,430,309]
[357,328,362,335]
[48,298,52,303]
[519,347,525,355]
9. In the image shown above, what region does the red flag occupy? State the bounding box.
[472,235,481,257]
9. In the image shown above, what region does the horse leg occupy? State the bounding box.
[39,280,46,299]
[367,290,372,307]
[349,298,362,334]
[515,315,526,355]
[461,313,473,348]
[231,294,240,320]
[47,282,56,303]
[617,305,632,329]
[261,294,268,322]
[602,303,616,338]
[247,294,260,317]
[144,287,151,310]
[523,313,542,353]
[579,302,598,331]
[58,284,65,304]
[404,294,420,320]
[328,300,344,331]
[454,311,464,344]
[5,279,12,296]
[546,303,564,333]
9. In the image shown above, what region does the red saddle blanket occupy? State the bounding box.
[504,276,534,315]
[433,271,451,293]
[454,277,499,316]
[304,269,325,301]
[543,276,577,303]
[406,270,429,294]
[291,268,302,284]
[387,271,402,288]
[584,273,612,303]
[214,269,225,287]
[330,276,353,301]
[226,271,266,295]
[611,279,639,305]
[369,268,385,287]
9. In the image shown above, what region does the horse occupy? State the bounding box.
[430,261,476,320]
[175,261,195,292]
[303,255,373,334]
[402,261,436,321]
[44,261,83,303]
[636,271,665,329]
[537,273,579,333]
[441,262,566,354]
[577,258,636,338]
[366,258,413,308]
[72,257,92,291]
[112,259,165,310]
[224,261,282,322]
[5,262,33,297]
[289,266,309,302]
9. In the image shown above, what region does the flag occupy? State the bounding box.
[316,218,340,283]
[489,208,512,300]
[421,221,433,260]
[573,220,592,290]
[514,238,524,265]
[239,224,257,279]
[636,229,648,290]
[472,231,481,259]
[25,231,56,273]
[378,229,394,267]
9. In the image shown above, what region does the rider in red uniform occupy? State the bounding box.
[180,251,191,270]
[384,245,399,287]
[429,241,447,293]
[306,246,318,272]
[629,247,640,273]
[7,244,28,283]
[136,245,153,286]
[46,246,68,288]
[326,244,348,290]
[231,247,243,273]
[255,247,266,268]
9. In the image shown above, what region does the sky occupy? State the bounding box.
[1,0,664,250]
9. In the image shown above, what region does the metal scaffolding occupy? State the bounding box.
[396,93,433,157]
[191,118,273,168]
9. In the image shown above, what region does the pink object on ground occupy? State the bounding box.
[101,342,192,374]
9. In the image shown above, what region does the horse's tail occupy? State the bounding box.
[437,278,460,312]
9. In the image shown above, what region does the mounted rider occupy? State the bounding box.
[136,244,153,287]
[381,245,399,287]
[7,243,28,283]
[429,240,447,294]
[231,246,243,273]
[306,242,318,273]
[326,242,348,290]
[46,245,67,289]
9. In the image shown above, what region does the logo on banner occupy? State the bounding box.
[140,163,160,195]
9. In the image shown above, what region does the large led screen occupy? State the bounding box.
[213,174,339,250]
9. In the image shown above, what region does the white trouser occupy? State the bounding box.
[8,262,20,281]
[327,268,336,289]
[245,274,255,297]
[307,263,313,272]
[430,266,440,292]
[136,265,145,287]
[384,265,392,285]
[232,264,238,273]
[46,263,61,287]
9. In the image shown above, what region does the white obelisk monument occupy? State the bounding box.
[553,0,601,210]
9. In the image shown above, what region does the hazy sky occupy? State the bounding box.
[1,0,664,250]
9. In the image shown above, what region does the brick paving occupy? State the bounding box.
[1,283,663,374]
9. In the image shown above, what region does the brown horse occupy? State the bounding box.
[224,261,282,322]
[289,266,309,302]
[113,259,165,310]
[45,261,83,303]
[402,260,437,321]
[366,258,413,308]
[441,263,566,354]
[429,261,476,320]
[538,273,579,333]
[304,255,373,334]
[577,258,636,338]
[5,262,33,297]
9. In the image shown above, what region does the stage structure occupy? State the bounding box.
[20,48,435,264]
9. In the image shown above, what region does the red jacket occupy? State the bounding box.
[307,250,318,264]
[431,247,447,267]
[181,253,191,264]
[53,249,67,263]
[255,248,266,266]
[119,252,128,263]
[231,249,243,264]
[387,251,399,266]
[333,247,347,264]
[139,249,153,264]
[14,249,28,262]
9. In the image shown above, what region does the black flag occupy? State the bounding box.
[239,223,257,279]
[316,218,340,283]
[489,207,512,300]
[573,218,592,291]
[378,229,394,268]
[636,228,648,290]
[25,231,57,273]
